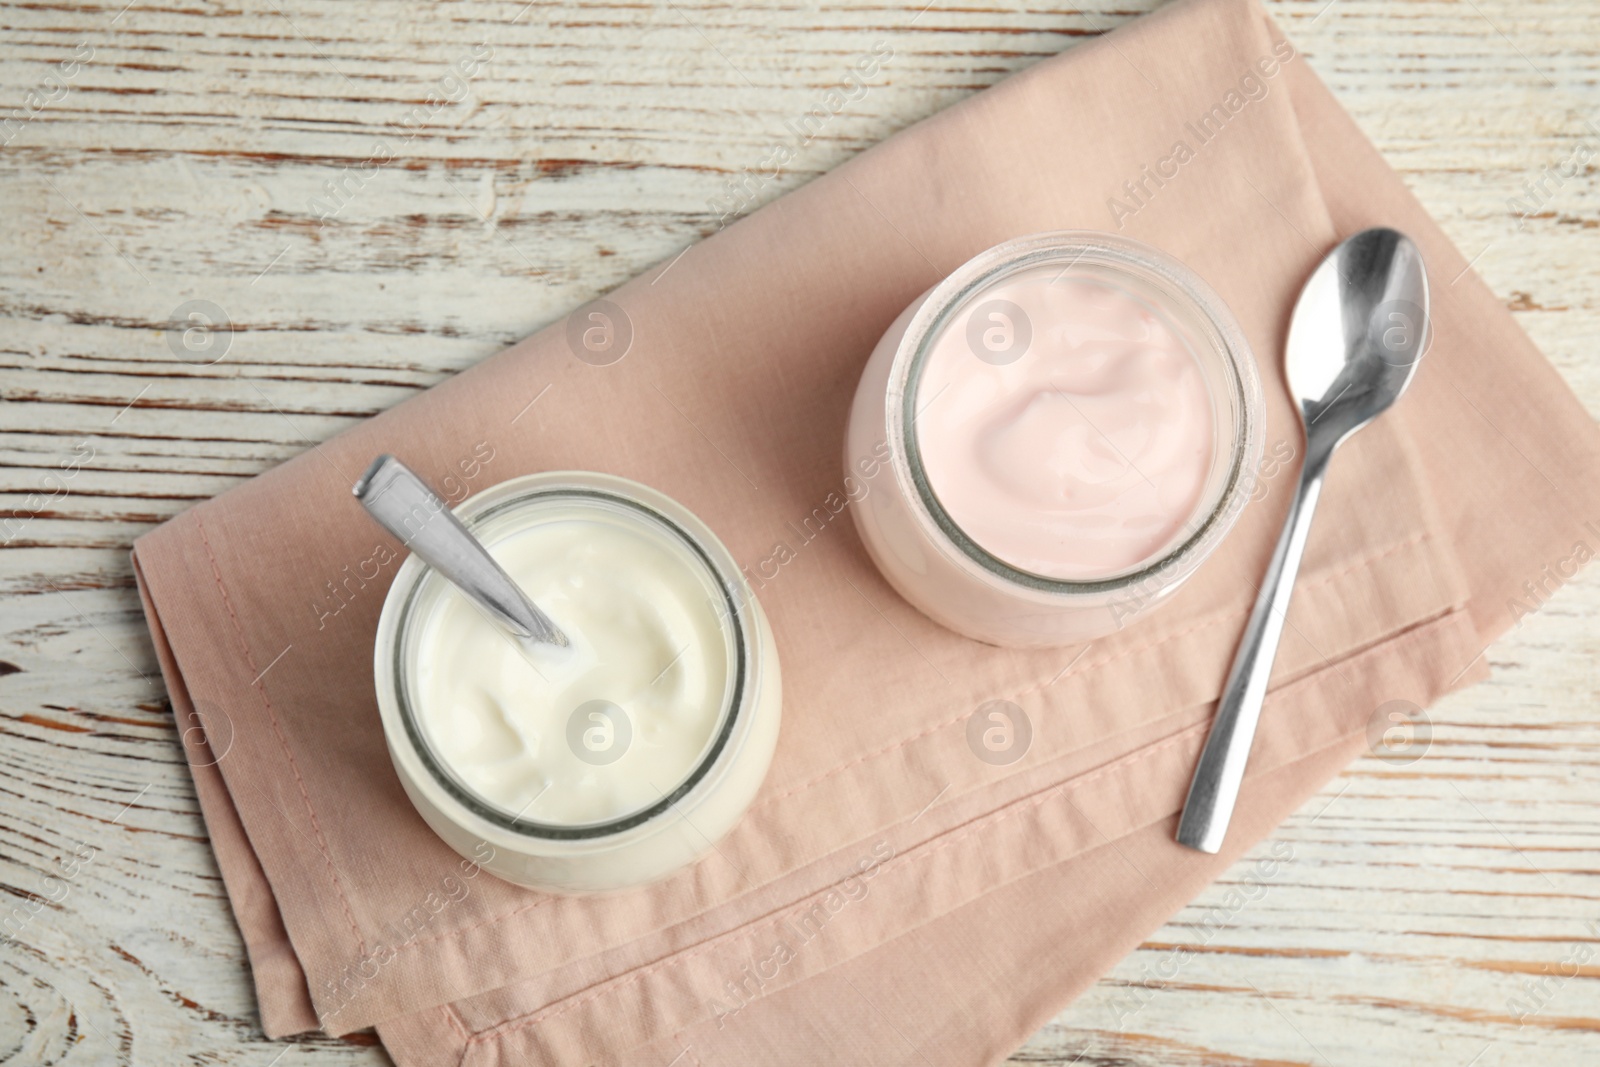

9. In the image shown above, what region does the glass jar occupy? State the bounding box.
[374,471,782,894]
[845,231,1264,647]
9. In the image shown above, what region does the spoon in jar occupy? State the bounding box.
[1176,227,1429,854]
[353,454,569,650]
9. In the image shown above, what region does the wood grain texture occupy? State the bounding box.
[1,0,1597,1063]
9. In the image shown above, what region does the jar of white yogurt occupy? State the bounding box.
[373,471,781,894]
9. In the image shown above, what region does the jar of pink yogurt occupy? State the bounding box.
[845,232,1264,647]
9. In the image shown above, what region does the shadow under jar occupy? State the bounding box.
[374,472,782,895]
[845,232,1264,648]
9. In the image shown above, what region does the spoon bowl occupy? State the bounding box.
[1287,227,1429,455]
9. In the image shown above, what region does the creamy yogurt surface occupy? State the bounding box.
[411,501,732,826]
[915,268,1216,580]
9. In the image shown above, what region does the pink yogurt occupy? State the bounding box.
[914,268,1215,580]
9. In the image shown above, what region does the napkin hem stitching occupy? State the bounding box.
[462,723,1204,1042]
[197,514,368,958]
[465,699,1288,1042]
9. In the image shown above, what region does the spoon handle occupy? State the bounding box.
[1176,450,1329,853]
[353,455,568,648]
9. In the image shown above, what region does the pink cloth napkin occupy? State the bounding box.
[132,0,1600,1063]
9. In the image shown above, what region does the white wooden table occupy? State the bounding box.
[2,1,1597,1063]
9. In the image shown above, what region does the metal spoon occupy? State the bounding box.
[353,454,568,649]
[1175,227,1429,854]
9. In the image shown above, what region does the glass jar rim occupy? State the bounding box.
[890,230,1264,597]
[379,472,755,842]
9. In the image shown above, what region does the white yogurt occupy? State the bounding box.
[375,472,782,894]
[413,509,730,826]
